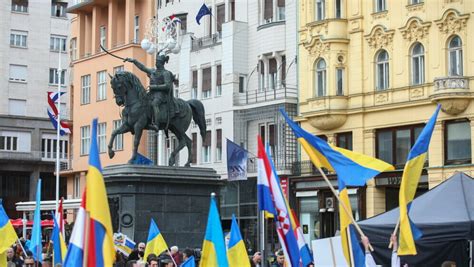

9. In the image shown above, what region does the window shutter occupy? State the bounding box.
[269,58,277,74]
[203,131,211,146]
[192,70,198,88]
[216,65,222,85]
[278,0,285,7]
[269,124,276,146]
[202,68,211,92]
[264,0,273,19]
[217,4,225,32]
[216,129,222,148]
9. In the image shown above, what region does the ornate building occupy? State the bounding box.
[294,0,473,244]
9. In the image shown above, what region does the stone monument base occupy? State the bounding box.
[103,164,223,248]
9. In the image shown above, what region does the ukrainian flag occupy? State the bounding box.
[398,105,440,255]
[200,194,228,267]
[51,214,67,266]
[280,109,394,186]
[227,214,250,267]
[85,118,115,266]
[144,219,168,260]
[0,201,18,264]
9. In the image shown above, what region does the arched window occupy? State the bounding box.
[376,50,389,90]
[315,59,326,97]
[411,43,425,85]
[448,36,463,76]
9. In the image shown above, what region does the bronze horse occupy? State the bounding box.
[107,71,206,166]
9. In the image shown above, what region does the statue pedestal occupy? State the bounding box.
[103,164,223,248]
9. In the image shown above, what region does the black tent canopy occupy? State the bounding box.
[359,172,474,266]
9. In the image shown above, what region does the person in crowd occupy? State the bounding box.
[362,234,400,267]
[146,253,157,264]
[22,256,35,267]
[6,247,23,267]
[441,261,456,267]
[182,248,194,262]
[271,249,285,267]
[128,242,146,261]
[148,257,159,267]
[251,251,262,267]
[114,251,127,267]
[170,246,181,266]
[159,254,174,267]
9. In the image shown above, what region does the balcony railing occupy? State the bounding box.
[0,150,70,165]
[291,160,332,176]
[191,33,222,51]
[247,155,295,174]
[433,76,469,91]
[233,87,298,106]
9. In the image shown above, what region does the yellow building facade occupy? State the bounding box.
[294,0,473,242]
[62,0,155,214]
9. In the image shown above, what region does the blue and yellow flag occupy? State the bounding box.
[181,256,196,267]
[85,118,115,266]
[30,179,42,262]
[144,219,168,260]
[280,109,394,186]
[398,105,440,255]
[200,194,228,267]
[51,214,67,266]
[227,214,250,267]
[0,201,17,257]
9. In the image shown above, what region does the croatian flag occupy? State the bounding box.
[63,190,86,267]
[258,136,301,266]
[47,92,71,135]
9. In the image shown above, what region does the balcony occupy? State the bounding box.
[300,96,349,130]
[66,0,94,13]
[0,150,70,165]
[290,160,332,177]
[430,76,472,115]
[246,155,294,174]
[191,33,222,52]
[233,87,297,106]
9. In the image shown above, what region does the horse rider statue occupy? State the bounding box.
[124,54,178,128]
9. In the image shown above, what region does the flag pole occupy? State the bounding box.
[388,219,400,249]
[55,47,62,215]
[314,166,374,251]
[259,210,266,267]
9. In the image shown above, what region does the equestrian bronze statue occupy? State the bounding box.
[107,53,206,166]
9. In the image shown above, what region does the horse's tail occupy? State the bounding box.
[188,99,206,140]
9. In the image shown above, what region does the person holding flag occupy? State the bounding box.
[51,213,67,266]
[200,193,228,267]
[280,108,394,266]
[0,201,18,266]
[63,190,87,267]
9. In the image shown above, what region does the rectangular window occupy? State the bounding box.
[10,30,27,48]
[336,68,344,96]
[113,120,123,151]
[97,71,107,101]
[81,74,91,104]
[11,0,28,13]
[192,133,197,164]
[335,0,342,18]
[375,0,386,12]
[264,0,273,22]
[73,175,80,198]
[269,124,277,157]
[9,64,27,82]
[41,137,68,159]
[134,15,139,43]
[50,35,67,52]
[114,65,124,74]
[376,124,424,168]
[176,13,187,34]
[230,0,235,21]
[259,61,265,91]
[316,0,325,21]
[336,132,352,150]
[202,131,211,163]
[202,67,212,99]
[49,68,66,85]
[0,136,18,151]
[239,76,245,93]
[100,26,106,49]
[216,65,222,96]
[269,59,277,90]
[51,0,67,17]
[259,124,266,145]
[9,99,26,116]
[216,129,222,162]
[70,38,77,60]
[80,125,91,155]
[98,122,106,153]
[445,120,471,164]
[216,4,225,34]
[277,0,285,21]
[411,0,423,4]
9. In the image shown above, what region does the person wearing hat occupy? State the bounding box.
[158,254,174,267]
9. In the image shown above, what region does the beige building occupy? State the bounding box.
[294,0,473,243]
[63,0,155,211]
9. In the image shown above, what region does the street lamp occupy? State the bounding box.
[140,16,182,55]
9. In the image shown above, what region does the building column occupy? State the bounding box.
[225,0,230,22]
[108,0,117,49]
[275,54,282,89]
[78,12,86,58]
[263,58,269,90]
[84,13,92,56]
[427,121,444,188]
[125,0,136,44]
[211,0,217,35]
[272,0,277,21]
[29,170,40,201]
[91,6,100,54]
[158,131,166,165]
